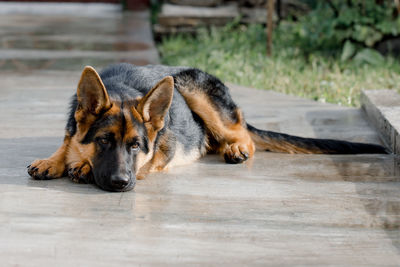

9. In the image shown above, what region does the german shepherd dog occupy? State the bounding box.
[27,63,387,192]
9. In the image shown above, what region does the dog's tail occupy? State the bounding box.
[247,123,388,154]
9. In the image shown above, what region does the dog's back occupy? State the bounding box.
[100,63,188,94]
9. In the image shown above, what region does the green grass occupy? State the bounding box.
[157,23,400,107]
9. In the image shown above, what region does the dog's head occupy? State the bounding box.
[73,66,174,192]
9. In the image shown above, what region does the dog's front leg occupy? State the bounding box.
[64,136,94,184]
[27,135,70,180]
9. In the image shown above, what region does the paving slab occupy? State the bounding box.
[1,7,400,266]
[0,2,121,16]
[361,89,400,154]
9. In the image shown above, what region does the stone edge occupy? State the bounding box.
[361,89,400,154]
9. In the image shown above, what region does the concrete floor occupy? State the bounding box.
[1,8,400,266]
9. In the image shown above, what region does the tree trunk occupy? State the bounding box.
[267,0,274,56]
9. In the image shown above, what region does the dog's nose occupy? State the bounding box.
[110,174,130,189]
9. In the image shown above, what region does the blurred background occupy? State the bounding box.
[0,0,399,106]
[155,0,400,106]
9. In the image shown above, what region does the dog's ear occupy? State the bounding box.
[137,76,174,131]
[77,66,111,115]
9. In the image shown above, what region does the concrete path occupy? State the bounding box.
[1,8,400,266]
[0,10,159,71]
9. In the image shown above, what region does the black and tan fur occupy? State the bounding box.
[27,63,388,192]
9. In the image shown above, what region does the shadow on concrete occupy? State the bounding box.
[306,108,400,252]
[0,135,229,196]
[0,136,112,194]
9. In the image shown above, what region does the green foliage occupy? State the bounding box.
[158,23,400,107]
[353,48,384,65]
[286,0,400,63]
[341,40,356,61]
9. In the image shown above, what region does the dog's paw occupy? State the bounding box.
[27,159,65,180]
[223,143,249,164]
[223,140,255,164]
[68,161,93,184]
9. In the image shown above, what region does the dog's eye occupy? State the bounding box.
[131,142,140,151]
[99,138,109,145]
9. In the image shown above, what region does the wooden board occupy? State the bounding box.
[158,3,239,27]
